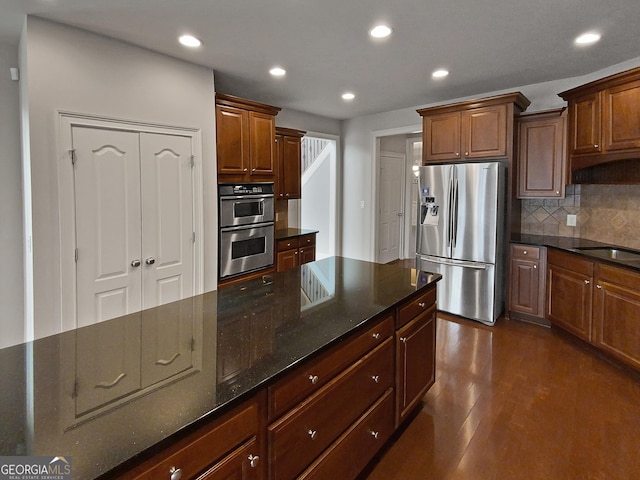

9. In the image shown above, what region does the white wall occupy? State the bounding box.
[22,18,217,339]
[341,55,640,261]
[0,42,25,348]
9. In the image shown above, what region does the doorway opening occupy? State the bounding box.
[373,128,422,263]
[288,134,339,259]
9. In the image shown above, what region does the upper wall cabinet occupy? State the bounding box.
[216,93,281,181]
[417,92,530,163]
[275,127,306,200]
[516,109,567,198]
[559,66,640,179]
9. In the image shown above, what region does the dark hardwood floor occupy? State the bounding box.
[364,314,640,479]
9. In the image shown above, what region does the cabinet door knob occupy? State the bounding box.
[556,191,560,195]
[131,259,141,268]
[372,332,381,340]
[308,429,317,439]
[465,152,469,156]
[594,144,599,148]
[248,454,260,468]
[523,250,527,255]
[533,265,537,269]
[169,467,182,480]
[371,375,380,383]
[400,337,407,343]
[145,257,156,265]
[596,284,602,289]
[456,152,460,157]
[308,374,319,384]
[243,168,248,172]
[252,168,256,172]
[371,431,380,439]
[584,280,590,285]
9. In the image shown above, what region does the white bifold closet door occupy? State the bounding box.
[72,126,194,327]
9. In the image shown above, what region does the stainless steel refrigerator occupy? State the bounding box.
[416,162,506,325]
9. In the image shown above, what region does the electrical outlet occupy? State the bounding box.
[567,214,577,227]
[360,200,365,209]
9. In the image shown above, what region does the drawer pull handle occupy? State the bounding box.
[372,333,381,340]
[308,374,319,385]
[418,302,426,308]
[308,429,317,440]
[372,375,380,383]
[169,467,182,480]
[371,431,380,440]
[533,265,537,269]
[248,454,260,468]
[523,250,527,255]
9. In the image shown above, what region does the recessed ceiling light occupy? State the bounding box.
[270,67,286,77]
[178,35,202,48]
[575,32,601,45]
[432,69,449,79]
[370,25,392,39]
[342,92,355,101]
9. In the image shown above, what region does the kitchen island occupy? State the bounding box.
[0,257,440,480]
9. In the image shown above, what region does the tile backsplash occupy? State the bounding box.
[520,184,640,250]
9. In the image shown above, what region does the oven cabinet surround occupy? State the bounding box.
[275,229,317,272]
[546,248,640,371]
[417,92,530,163]
[516,109,567,199]
[508,244,547,325]
[215,93,282,181]
[275,127,306,200]
[559,66,640,180]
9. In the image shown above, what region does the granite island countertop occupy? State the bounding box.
[0,256,440,479]
[511,234,640,271]
[274,227,319,240]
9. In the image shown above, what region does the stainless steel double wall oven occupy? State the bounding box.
[219,183,275,279]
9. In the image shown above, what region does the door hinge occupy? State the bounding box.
[70,149,77,165]
[72,381,78,399]
[190,337,196,351]
[190,155,195,168]
[74,248,79,262]
[192,232,196,243]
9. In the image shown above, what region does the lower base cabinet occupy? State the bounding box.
[117,285,438,480]
[547,248,640,372]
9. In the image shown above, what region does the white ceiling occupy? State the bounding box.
[2,0,640,119]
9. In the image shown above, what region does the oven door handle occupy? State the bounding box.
[220,194,274,201]
[220,222,274,233]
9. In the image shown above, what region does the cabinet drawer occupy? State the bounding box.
[268,339,394,480]
[511,244,541,260]
[268,315,393,420]
[196,437,260,480]
[125,398,258,480]
[299,234,316,247]
[396,286,436,328]
[277,238,299,251]
[298,388,395,480]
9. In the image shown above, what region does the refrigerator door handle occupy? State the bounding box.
[447,173,454,248]
[452,176,459,248]
[418,255,488,270]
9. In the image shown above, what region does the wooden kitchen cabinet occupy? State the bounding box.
[275,234,316,272]
[593,263,640,371]
[516,109,567,198]
[216,93,281,181]
[395,286,437,426]
[122,396,263,480]
[275,127,305,200]
[546,248,594,342]
[559,66,640,178]
[418,92,530,163]
[509,244,547,323]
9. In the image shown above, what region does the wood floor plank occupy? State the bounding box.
[363,315,640,479]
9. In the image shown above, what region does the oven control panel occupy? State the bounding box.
[219,183,274,196]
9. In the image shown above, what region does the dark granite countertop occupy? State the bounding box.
[511,234,640,271]
[274,227,319,240]
[0,257,440,479]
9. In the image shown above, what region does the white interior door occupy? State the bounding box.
[378,152,404,263]
[140,133,194,309]
[73,127,195,327]
[73,126,142,327]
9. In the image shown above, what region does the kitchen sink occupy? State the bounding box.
[574,247,640,263]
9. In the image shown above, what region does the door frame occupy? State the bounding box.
[57,111,204,331]
[371,124,421,263]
